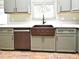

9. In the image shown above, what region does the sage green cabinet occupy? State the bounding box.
[77,29,79,52]
[57,0,71,12]
[56,34,76,52]
[0,35,14,50]
[31,36,55,51]
[31,36,42,50]
[56,28,76,52]
[4,0,16,12]
[0,28,14,50]
[57,0,79,12]
[42,36,55,51]
[4,0,31,13]
[72,0,79,11]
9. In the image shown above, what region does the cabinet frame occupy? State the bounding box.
[56,28,77,52]
[4,0,31,13]
[57,0,71,12]
[31,36,55,51]
[0,28,14,50]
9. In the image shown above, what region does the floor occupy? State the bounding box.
[0,51,79,59]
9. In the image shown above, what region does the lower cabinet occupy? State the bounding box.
[0,28,14,50]
[56,35,76,52]
[31,36,55,51]
[77,29,79,52]
[56,28,76,52]
[14,29,30,50]
[31,36,42,51]
[42,37,55,51]
[0,35,14,50]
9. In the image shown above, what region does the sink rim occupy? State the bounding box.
[33,25,53,27]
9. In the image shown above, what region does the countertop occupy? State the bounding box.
[0,20,79,28]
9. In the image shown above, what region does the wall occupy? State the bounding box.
[7,13,32,24]
[58,12,79,20]
[8,12,79,24]
[57,12,79,24]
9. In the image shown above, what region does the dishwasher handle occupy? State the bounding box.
[14,30,30,32]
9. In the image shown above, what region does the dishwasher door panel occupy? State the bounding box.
[14,30,30,49]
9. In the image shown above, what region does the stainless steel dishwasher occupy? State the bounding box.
[14,28,31,50]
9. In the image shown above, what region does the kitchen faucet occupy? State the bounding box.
[42,14,46,24]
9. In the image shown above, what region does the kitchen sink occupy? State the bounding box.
[33,25,53,27]
[31,25,55,36]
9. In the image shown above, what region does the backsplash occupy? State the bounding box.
[57,12,79,24]
[58,12,79,20]
[8,12,79,24]
[8,13,32,22]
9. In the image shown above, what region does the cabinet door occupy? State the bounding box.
[31,36,42,50]
[56,36,76,52]
[14,31,30,49]
[4,0,16,12]
[42,36,55,51]
[77,29,79,52]
[72,0,79,11]
[16,0,28,12]
[0,35,14,50]
[57,0,70,12]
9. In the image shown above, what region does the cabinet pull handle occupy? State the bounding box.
[60,6,62,11]
[4,8,6,11]
[42,37,44,43]
[56,36,58,41]
[16,8,17,11]
[12,36,14,40]
[14,30,30,32]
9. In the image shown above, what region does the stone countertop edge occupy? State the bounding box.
[0,24,79,28]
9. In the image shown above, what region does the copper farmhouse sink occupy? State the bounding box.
[31,25,55,36]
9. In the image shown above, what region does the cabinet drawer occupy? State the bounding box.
[0,28,13,35]
[56,28,76,33]
[56,33,76,37]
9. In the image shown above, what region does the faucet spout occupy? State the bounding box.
[43,15,46,24]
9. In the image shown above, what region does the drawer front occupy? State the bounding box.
[56,33,76,37]
[0,28,13,35]
[56,28,76,33]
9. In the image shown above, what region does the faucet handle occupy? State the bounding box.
[44,21,46,24]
